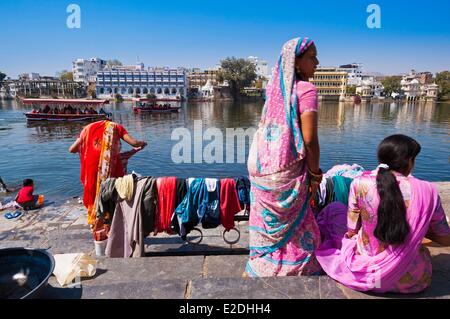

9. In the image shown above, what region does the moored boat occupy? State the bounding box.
[132,98,181,113]
[22,99,110,122]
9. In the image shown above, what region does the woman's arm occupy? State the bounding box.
[300,111,320,174]
[424,197,450,247]
[69,138,81,153]
[122,133,147,148]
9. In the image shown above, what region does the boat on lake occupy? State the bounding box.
[22,99,111,122]
[132,98,181,113]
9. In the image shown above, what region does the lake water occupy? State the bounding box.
[0,99,449,202]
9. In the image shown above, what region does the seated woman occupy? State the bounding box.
[316,134,450,294]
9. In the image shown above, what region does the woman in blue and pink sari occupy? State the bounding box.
[316,135,450,293]
[246,37,323,276]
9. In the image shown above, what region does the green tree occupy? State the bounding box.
[0,71,6,85]
[381,76,402,96]
[107,59,123,68]
[435,71,450,100]
[217,57,257,99]
[59,70,74,81]
[346,85,356,95]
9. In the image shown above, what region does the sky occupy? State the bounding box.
[1,0,449,78]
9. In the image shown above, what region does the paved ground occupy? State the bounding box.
[1,183,449,299]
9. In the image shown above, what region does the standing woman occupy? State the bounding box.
[246,37,322,276]
[69,120,147,226]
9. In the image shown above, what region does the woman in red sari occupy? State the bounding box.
[69,120,147,225]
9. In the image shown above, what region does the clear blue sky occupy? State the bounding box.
[1,0,449,78]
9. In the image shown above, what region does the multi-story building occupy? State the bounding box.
[339,63,363,86]
[310,67,348,101]
[356,75,384,99]
[247,56,270,79]
[187,68,219,89]
[73,57,107,84]
[401,70,437,101]
[96,65,187,99]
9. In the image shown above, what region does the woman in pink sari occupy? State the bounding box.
[246,37,323,276]
[316,134,450,293]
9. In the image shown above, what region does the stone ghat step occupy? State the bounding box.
[42,250,450,299]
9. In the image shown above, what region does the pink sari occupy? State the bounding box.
[316,175,445,293]
[246,37,321,276]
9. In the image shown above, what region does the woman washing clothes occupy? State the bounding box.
[246,36,323,276]
[69,120,147,227]
[316,134,450,293]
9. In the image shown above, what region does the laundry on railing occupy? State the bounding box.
[94,174,250,258]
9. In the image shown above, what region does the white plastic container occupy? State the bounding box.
[94,239,107,256]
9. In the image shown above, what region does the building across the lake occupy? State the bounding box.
[310,67,348,101]
[187,68,220,89]
[73,57,107,84]
[96,63,187,99]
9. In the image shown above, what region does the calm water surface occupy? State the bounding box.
[0,99,449,201]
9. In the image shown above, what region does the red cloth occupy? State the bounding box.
[78,120,127,224]
[220,178,242,231]
[16,185,34,204]
[155,177,177,234]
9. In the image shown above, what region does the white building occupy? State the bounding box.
[339,63,363,86]
[355,75,384,99]
[73,57,107,84]
[401,78,420,100]
[356,76,384,99]
[401,70,438,101]
[96,65,187,99]
[199,80,215,99]
[248,56,270,79]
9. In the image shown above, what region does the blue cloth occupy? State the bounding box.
[174,178,207,230]
[332,176,353,206]
[235,176,250,207]
[174,178,223,236]
[202,180,221,229]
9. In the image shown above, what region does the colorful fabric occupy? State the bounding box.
[235,176,251,209]
[78,120,126,225]
[316,170,450,293]
[156,176,177,234]
[220,178,242,231]
[332,176,353,206]
[174,178,208,235]
[202,179,221,229]
[324,164,365,179]
[246,37,322,277]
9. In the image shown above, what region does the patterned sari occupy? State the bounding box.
[78,120,124,225]
[316,173,450,293]
[246,37,322,276]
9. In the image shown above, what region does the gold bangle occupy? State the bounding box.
[308,168,323,178]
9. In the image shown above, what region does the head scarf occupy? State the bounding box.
[249,37,314,176]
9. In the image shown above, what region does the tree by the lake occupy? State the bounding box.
[217,57,257,100]
[435,71,450,100]
[381,76,403,96]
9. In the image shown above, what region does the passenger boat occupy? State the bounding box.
[132,98,181,113]
[22,99,111,122]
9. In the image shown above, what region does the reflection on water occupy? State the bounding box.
[0,99,449,200]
